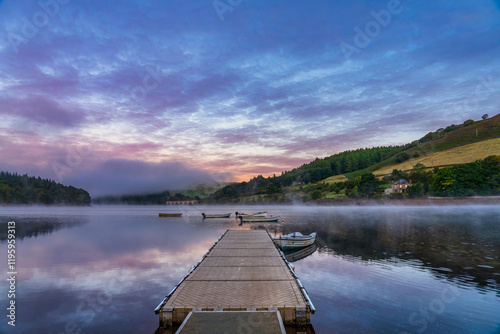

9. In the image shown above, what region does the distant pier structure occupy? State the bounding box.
[165,200,197,205]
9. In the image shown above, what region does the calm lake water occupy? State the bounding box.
[1,205,499,334]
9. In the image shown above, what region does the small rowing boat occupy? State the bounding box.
[273,232,317,250]
[240,216,280,223]
[235,211,268,218]
[202,213,231,218]
[159,213,183,217]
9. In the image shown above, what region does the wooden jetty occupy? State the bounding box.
[154,229,315,329]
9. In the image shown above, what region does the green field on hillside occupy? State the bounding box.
[372,138,500,176]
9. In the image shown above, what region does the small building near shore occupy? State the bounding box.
[392,179,412,193]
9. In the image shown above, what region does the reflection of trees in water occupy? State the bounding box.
[279,211,499,293]
[0,217,86,241]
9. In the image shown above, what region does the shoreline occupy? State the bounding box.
[203,196,500,206]
[313,196,500,206]
[1,196,500,207]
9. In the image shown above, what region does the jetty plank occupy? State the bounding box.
[176,310,286,334]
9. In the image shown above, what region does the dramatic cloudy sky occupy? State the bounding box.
[0,0,499,196]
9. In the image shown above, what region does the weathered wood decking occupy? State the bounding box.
[154,229,315,327]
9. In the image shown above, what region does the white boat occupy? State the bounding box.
[273,232,317,250]
[239,216,280,223]
[202,213,231,218]
[235,211,268,218]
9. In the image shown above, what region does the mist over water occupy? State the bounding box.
[0,205,499,333]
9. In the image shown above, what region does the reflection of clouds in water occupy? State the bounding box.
[5,208,223,333]
[265,205,500,292]
[299,243,499,334]
[18,218,221,293]
[21,245,214,293]
[1,205,499,333]
[297,251,432,300]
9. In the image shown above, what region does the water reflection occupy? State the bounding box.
[0,205,498,334]
[0,216,86,241]
[265,205,500,333]
[284,244,318,263]
[267,206,500,294]
[0,206,224,334]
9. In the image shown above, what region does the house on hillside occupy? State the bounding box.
[392,179,412,193]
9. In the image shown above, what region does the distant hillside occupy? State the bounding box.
[206,146,405,202]
[413,113,499,153]
[373,138,500,176]
[0,172,91,205]
[322,113,500,180]
[207,113,500,202]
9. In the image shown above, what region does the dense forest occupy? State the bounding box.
[93,191,197,205]
[429,155,500,196]
[0,172,91,205]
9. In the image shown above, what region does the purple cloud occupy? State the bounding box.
[0,96,85,127]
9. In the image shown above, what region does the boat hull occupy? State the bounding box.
[240,216,280,223]
[202,213,231,218]
[159,213,183,217]
[274,232,317,250]
[235,211,268,218]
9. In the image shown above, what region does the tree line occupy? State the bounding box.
[319,155,500,199]
[0,171,91,205]
[93,191,198,205]
[207,146,404,202]
[207,155,500,202]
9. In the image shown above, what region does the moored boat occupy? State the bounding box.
[240,216,280,223]
[273,232,317,250]
[235,211,268,218]
[159,213,183,217]
[202,213,231,218]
